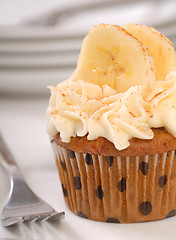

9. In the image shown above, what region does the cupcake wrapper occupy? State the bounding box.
[52,143,176,223]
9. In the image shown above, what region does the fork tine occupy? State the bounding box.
[47,211,65,222]
[23,215,39,223]
[36,211,65,222]
[35,214,50,222]
[1,216,22,227]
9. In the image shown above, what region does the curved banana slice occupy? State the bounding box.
[123,23,176,82]
[71,24,156,94]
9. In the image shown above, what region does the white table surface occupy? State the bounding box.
[0,96,176,240]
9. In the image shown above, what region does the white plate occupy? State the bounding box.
[0,97,176,240]
[0,68,74,94]
[0,38,82,53]
[0,53,78,67]
[0,0,176,39]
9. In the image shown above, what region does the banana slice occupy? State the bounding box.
[71,24,156,94]
[123,23,176,82]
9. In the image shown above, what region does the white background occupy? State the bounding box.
[0,0,176,239]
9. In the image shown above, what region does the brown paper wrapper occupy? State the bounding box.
[51,142,176,223]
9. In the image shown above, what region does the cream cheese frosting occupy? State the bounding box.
[47,71,176,150]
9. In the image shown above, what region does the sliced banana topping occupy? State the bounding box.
[71,24,156,94]
[123,23,176,82]
[48,23,176,150]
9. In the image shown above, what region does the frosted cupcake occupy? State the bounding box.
[47,23,176,223]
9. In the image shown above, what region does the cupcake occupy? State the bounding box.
[47,23,176,223]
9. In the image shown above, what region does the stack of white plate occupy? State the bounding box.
[0,0,176,96]
[0,27,85,95]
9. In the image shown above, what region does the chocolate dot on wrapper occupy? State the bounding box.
[77,212,88,219]
[106,156,114,167]
[139,162,148,176]
[166,210,176,218]
[85,153,93,165]
[74,176,82,190]
[61,161,66,171]
[118,178,126,192]
[96,185,104,199]
[106,218,120,223]
[68,150,75,158]
[61,184,68,197]
[139,201,152,215]
[159,175,167,188]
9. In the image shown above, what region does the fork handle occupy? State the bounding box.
[0,133,22,177]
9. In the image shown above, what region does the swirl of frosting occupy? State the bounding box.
[47,71,176,150]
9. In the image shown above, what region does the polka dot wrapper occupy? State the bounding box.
[51,143,176,223]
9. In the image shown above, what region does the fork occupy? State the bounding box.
[0,133,65,227]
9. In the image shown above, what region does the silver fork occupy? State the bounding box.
[0,133,65,227]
